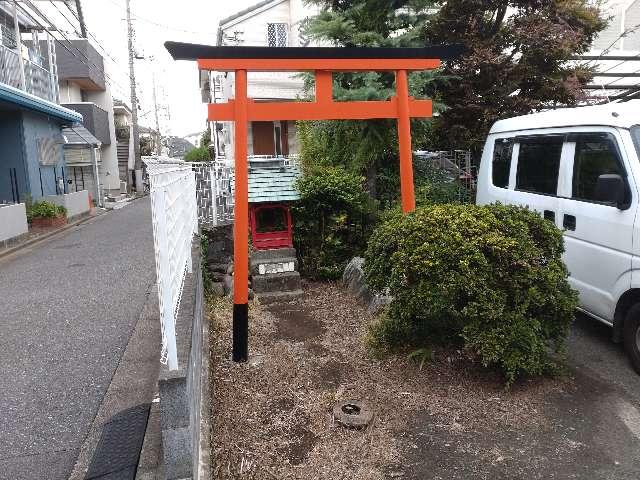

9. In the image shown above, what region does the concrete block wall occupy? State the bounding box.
[158,241,209,479]
[0,203,28,245]
[46,190,91,220]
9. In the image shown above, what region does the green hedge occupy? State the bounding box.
[27,201,67,221]
[364,203,578,384]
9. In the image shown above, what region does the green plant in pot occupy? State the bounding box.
[28,201,68,228]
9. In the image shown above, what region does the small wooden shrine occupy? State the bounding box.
[246,157,300,250]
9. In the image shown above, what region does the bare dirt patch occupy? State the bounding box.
[208,282,631,479]
[268,302,325,342]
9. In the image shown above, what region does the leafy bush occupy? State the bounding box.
[364,203,578,384]
[27,201,67,221]
[184,145,211,162]
[293,167,371,280]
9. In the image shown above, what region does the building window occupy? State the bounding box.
[267,23,288,47]
[515,136,563,195]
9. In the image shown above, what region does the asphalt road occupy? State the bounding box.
[402,312,640,480]
[0,199,155,480]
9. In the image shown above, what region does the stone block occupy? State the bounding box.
[252,271,301,294]
[162,427,192,480]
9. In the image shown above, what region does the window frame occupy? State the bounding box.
[632,125,640,161]
[490,137,513,189]
[566,131,632,209]
[267,22,288,48]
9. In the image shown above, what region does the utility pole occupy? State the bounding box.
[151,70,161,155]
[73,0,87,37]
[126,0,143,192]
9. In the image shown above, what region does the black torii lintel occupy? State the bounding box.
[164,41,465,62]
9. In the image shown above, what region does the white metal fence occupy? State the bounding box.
[145,157,198,369]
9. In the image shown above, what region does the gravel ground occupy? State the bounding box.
[208,282,640,479]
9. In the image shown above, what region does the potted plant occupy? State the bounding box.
[27,201,67,228]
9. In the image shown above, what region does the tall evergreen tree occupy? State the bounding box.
[302,0,443,204]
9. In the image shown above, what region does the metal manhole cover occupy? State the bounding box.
[333,399,374,430]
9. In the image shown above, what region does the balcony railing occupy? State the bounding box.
[0,44,58,103]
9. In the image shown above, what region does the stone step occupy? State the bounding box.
[255,290,304,303]
[251,271,301,294]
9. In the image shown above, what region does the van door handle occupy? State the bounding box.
[543,210,555,222]
[563,214,576,231]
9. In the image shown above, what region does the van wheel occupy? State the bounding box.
[624,304,640,374]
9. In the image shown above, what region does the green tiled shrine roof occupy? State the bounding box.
[232,164,301,204]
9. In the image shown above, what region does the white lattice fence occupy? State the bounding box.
[145,157,198,370]
[191,161,234,227]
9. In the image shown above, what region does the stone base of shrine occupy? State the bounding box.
[250,247,303,301]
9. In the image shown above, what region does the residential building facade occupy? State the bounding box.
[211,0,320,163]
[54,39,121,196]
[584,0,640,102]
[0,3,82,204]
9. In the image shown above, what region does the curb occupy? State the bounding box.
[0,210,108,261]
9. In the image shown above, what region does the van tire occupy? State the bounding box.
[623,304,640,374]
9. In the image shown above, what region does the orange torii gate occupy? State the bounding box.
[165,42,462,362]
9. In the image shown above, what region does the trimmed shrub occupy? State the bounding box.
[184,145,211,162]
[293,166,371,280]
[27,201,67,221]
[364,203,578,384]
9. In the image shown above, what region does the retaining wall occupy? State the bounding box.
[46,190,91,220]
[158,241,210,479]
[0,203,28,246]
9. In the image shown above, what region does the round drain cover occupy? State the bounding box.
[333,399,373,430]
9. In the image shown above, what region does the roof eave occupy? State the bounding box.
[0,83,83,124]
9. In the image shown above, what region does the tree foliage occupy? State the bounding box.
[365,203,578,384]
[293,166,371,279]
[427,0,607,153]
[303,0,608,159]
[184,145,211,162]
[301,0,448,200]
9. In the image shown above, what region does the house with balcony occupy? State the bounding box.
[50,38,121,197]
[0,2,82,204]
[210,0,320,164]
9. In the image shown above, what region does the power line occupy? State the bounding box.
[101,0,213,35]
[51,0,127,75]
[583,21,640,68]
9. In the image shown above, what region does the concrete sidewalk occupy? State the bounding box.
[0,198,157,480]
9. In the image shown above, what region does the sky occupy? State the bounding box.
[63,0,260,138]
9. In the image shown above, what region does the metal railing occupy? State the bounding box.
[191,161,234,228]
[0,44,58,102]
[145,156,198,369]
[414,150,477,192]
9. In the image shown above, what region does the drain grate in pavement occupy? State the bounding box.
[85,404,150,480]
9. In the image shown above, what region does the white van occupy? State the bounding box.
[476,101,640,372]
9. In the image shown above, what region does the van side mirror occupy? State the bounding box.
[595,174,626,208]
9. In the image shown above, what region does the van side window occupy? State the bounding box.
[632,126,640,158]
[515,137,563,195]
[572,133,624,203]
[492,139,512,188]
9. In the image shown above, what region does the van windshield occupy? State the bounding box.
[633,126,640,159]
